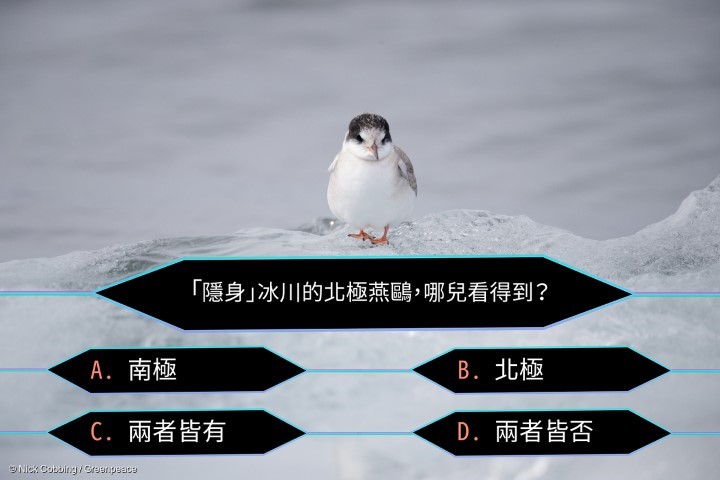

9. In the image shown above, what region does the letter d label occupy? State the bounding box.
[457,421,469,441]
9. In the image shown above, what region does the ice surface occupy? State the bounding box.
[0,176,718,478]
[1,176,717,290]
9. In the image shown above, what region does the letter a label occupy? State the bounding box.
[90,360,103,380]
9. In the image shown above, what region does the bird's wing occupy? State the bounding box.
[328,153,339,172]
[329,132,348,172]
[394,145,418,194]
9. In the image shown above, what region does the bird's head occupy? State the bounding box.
[343,113,393,161]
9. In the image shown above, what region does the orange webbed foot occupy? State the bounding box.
[348,230,375,241]
[370,225,390,245]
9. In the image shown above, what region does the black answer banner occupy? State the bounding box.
[50,347,303,393]
[50,410,304,456]
[415,410,669,455]
[414,347,668,393]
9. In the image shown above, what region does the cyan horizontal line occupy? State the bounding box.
[670,369,720,374]
[305,431,413,436]
[304,369,412,373]
[671,432,720,436]
[633,293,720,298]
[0,431,48,435]
[0,291,95,297]
[0,368,47,373]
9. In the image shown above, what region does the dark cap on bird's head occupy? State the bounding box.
[347,113,391,140]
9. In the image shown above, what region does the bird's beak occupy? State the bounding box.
[368,143,378,159]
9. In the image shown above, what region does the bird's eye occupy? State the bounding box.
[355,135,363,143]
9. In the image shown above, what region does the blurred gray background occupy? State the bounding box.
[1,0,719,261]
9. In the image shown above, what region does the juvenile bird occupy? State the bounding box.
[327,113,417,245]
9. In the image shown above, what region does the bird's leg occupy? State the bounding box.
[348,230,375,241]
[370,225,390,245]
